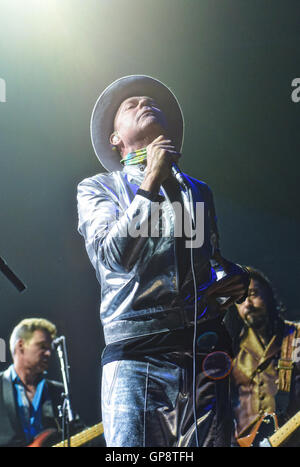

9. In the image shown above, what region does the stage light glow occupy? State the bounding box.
[0,0,75,47]
[1,0,63,15]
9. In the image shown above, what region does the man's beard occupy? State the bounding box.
[244,308,268,331]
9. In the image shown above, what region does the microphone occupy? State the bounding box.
[52,335,65,349]
[171,162,188,189]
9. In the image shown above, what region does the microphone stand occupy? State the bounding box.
[0,256,26,292]
[53,336,74,447]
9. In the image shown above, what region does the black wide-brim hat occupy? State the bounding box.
[90,75,185,172]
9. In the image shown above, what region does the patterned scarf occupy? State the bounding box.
[120,148,147,166]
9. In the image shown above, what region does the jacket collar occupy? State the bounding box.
[121,164,184,200]
[240,328,281,369]
[122,164,146,184]
[2,367,24,438]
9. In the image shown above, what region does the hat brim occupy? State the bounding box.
[90,75,184,172]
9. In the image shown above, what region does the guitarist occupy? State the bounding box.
[0,318,88,447]
[227,267,300,447]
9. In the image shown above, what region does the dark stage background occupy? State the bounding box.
[0,0,299,427]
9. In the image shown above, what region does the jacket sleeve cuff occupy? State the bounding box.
[136,188,165,203]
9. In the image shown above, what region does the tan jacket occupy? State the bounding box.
[232,327,282,437]
[231,318,300,442]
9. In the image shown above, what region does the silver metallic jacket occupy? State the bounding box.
[77,164,222,345]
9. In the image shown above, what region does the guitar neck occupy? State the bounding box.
[53,422,104,447]
[269,411,300,447]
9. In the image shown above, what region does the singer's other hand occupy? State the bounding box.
[205,262,250,311]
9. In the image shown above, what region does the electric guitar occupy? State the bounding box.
[28,422,104,447]
[237,410,300,447]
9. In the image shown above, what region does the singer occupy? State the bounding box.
[77,75,249,447]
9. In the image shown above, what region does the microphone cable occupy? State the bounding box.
[187,184,200,448]
[181,178,205,447]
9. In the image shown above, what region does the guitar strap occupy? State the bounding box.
[278,321,299,392]
[276,321,300,415]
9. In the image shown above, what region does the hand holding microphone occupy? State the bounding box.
[141,135,183,192]
[205,254,250,310]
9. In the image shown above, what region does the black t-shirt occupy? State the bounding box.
[101,317,233,366]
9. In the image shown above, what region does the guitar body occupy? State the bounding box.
[27,429,57,447]
[27,422,104,447]
[237,413,278,447]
